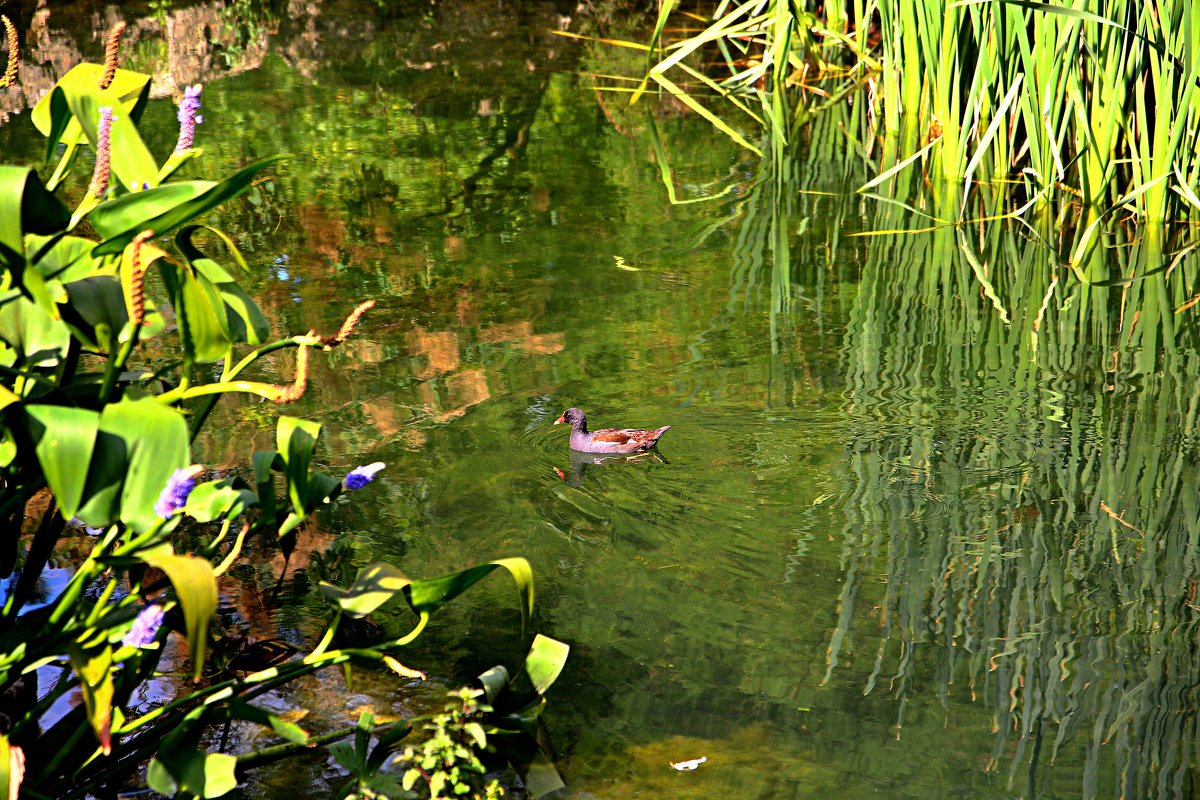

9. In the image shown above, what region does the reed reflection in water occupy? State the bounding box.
[829,193,1200,799]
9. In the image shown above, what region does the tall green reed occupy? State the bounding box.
[621,0,1200,231]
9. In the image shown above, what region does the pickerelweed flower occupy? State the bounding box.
[89,106,114,197]
[343,462,385,490]
[173,84,202,153]
[123,604,165,648]
[154,465,201,518]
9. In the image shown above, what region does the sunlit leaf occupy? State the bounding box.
[406,558,535,631]
[67,644,114,754]
[147,750,238,799]
[91,156,287,256]
[0,296,70,368]
[183,478,256,523]
[139,547,217,681]
[29,63,156,192]
[176,226,269,345]
[319,562,412,619]
[80,395,189,533]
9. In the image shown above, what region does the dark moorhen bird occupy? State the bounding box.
[554,407,671,454]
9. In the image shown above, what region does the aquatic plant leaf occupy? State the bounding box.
[25,405,99,518]
[175,226,269,345]
[139,547,217,681]
[251,450,280,530]
[183,478,255,523]
[271,416,340,521]
[91,156,287,256]
[61,276,127,352]
[513,634,570,698]
[30,65,157,194]
[406,558,534,631]
[0,296,70,368]
[320,562,412,619]
[66,644,114,754]
[96,395,189,533]
[227,700,310,745]
[0,166,71,276]
[88,183,209,240]
[159,256,229,363]
[25,234,105,284]
[147,750,238,799]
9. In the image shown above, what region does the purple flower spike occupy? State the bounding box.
[89,106,114,197]
[343,462,385,490]
[173,84,203,154]
[154,465,201,518]
[123,604,165,648]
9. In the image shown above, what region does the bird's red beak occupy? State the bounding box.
[554,413,565,425]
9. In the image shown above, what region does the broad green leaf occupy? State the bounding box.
[26,233,106,283]
[61,276,127,352]
[319,562,412,619]
[251,450,280,530]
[29,63,156,191]
[0,167,71,275]
[109,395,189,532]
[515,635,570,698]
[140,547,217,681]
[91,156,287,256]
[477,665,510,705]
[26,405,99,517]
[87,182,210,239]
[406,558,535,630]
[520,747,567,798]
[67,644,114,754]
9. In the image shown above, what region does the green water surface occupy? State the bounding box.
[2,2,1198,798]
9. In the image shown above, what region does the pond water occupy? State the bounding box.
[3,1,1200,798]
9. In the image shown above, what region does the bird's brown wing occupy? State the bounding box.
[590,427,644,445]
[592,426,670,448]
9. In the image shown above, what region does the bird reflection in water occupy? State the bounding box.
[554,448,669,486]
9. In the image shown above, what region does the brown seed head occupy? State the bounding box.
[322,299,376,347]
[275,344,310,404]
[1,16,17,89]
[99,21,125,90]
[129,230,155,326]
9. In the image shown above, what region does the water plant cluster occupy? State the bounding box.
[0,15,566,799]
[613,0,1200,241]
